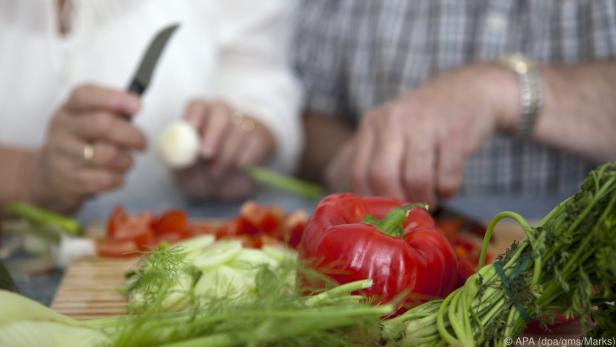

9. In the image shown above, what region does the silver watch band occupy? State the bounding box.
[501,54,544,139]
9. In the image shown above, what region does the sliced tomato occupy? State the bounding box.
[96,238,140,257]
[259,233,281,247]
[283,211,308,248]
[113,212,155,250]
[227,217,259,236]
[153,210,189,235]
[240,202,284,235]
[106,206,128,238]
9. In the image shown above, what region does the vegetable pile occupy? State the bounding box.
[126,235,297,312]
[0,246,390,347]
[2,162,615,346]
[96,202,307,257]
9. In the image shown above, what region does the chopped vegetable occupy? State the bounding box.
[0,251,392,347]
[299,193,458,308]
[97,203,308,258]
[126,236,297,312]
[97,206,155,257]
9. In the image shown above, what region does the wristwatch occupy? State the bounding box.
[501,54,544,139]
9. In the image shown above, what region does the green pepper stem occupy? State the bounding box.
[363,203,428,237]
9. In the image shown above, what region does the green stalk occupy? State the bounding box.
[305,279,373,305]
[6,202,83,237]
[245,166,324,200]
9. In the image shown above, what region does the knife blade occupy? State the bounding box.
[0,259,19,293]
[127,23,179,96]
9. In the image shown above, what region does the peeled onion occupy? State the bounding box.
[158,120,200,169]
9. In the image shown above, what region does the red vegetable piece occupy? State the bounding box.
[96,238,140,257]
[106,206,128,238]
[153,209,190,241]
[283,210,308,248]
[112,212,155,250]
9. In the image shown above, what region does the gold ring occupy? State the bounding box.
[82,143,95,165]
[232,113,256,132]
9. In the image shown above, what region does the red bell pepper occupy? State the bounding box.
[299,193,458,306]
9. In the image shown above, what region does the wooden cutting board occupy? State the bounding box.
[49,221,580,341]
[51,256,137,320]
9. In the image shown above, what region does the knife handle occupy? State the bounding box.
[127,79,146,96]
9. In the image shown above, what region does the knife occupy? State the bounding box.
[126,23,179,96]
[0,259,19,293]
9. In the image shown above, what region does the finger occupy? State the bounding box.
[325,158,349,192]
[325,141,350,192]
[402,120,437,205]
[352,117,377,196]
[54,135,134,172]
[66,111,147,150]
[367,116,405,199]
[237,131,270,168]
[75,168,124,195]
[175,161,215,199]
[66,84,141,115]
[214,173,255,201]
[184,100,208,129]
[211,123,248,176]
[436,141,464,199]
[201,102,232,158]
[49,154,123,196]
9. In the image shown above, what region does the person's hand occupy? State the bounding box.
[333,63,518,205]
[176,99,275,200]
[324,138,356,192]
[27,84,144,213]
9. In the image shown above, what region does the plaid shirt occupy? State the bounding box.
[294,0,616,195]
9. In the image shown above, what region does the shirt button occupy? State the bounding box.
[486,13,508,31]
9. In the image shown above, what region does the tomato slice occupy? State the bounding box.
[106,206,128,238]
[113,212,155,250]
[96,239,140,257]
[153,210,189,235]
[240,202,284,235]
[227,217,259,236]
[283,211,308,248]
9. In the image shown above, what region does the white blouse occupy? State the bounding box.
[0,0,303,215]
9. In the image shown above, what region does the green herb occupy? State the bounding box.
[383,162,616,346]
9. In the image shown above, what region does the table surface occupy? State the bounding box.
[6,190,573,306]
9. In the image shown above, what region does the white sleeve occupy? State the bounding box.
[213,0,303,174]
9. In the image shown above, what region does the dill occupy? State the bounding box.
[383,162,616,346]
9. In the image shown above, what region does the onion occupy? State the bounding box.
[158,120,200,169]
